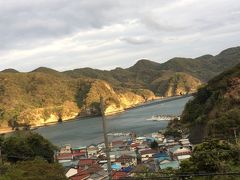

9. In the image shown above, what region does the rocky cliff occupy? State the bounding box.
[0,73,155,127]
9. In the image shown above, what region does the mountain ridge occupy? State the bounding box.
[0,46,240,127]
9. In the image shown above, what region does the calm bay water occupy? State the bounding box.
[36,96,192,147]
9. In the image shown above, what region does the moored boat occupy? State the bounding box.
[146,115,180,121]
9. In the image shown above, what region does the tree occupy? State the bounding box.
[180,140,240,173]
[2,132,57,163]
[0,158,67,180]
[150,140,158,150]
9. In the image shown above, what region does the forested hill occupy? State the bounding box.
[181,63,240,143]
[0,46,240,127]
[64,46,240,96]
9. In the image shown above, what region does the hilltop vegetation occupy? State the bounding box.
[0,132,66,180]
[181,63,240,143]
[0,46,240,127]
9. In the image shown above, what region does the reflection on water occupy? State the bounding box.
[36,96,192,146]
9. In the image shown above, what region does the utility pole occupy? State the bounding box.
[100,96,112,180]
[0,146,2,165]
[233,128,238,144]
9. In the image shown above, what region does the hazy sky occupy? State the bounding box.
[1,0,240,71]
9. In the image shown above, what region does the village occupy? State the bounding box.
[56,131,192,179]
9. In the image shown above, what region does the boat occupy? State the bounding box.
[146,115,180,121]
[107,132,130,136]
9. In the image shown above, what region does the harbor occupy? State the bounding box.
[36,96,192,147]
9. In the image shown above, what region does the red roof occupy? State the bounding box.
[116,155,134,163]
[112,171,128,180]
[111,140,125,147]
[130,143,140,148]
[72,151,86,157]
[71,169,90,180]
[56,153,73,160]
[139,149,157,155]
[78,159,97,167]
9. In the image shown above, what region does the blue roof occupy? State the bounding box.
[122,166,133,173]
[157,156,171,162]
[153,152,169,158]
[168,145,181,153]
[61,160,79,168]
[146,137,155,142]
[160,161,179,170]
[111,164,121,170]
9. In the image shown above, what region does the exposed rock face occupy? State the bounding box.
[17,101,80,126]
[0,75,156,127]
[79,80,155,116]
[153,72,202,97]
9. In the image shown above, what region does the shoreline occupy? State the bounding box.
[0,94,192,134]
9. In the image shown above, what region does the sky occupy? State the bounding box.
[0,0,240,72]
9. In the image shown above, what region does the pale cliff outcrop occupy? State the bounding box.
[80,80,156,116]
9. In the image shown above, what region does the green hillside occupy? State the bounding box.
[0,46,240,127]
[181,63,240,143]
[64,46,240,96]
[0,72,155,127]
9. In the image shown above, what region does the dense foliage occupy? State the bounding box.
[1,131,56,163]
[180,140,240,173]
[181,63,240,142]
[0,132,66,180]
[0,159,67,180]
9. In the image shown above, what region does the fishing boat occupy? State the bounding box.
[146,115,180,121]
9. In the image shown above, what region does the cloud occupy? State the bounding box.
[0,0,240,71]
[120,36,153,45]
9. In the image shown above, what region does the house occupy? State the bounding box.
[135,137,146,144]
[152,133,164,142]
[139,149,157,162]
[179,139,191,146]
[97,143,105,150]
[146,137,155,144]
[70,168,90,180]
[172,147,191,156]
[56,153,73,163]
[159,160,180,170]
[165,140,180,148]
[72,152,87,160]
[72,146,87,154]
[65,168,78,178]
[110,140,127,150]
[168,145,182,154]
[110,150,137,164]
[130,143,140,151]
[115,154,137,167]
[177,154,191,161]
[171,146,191,161]
[78,159,97,169]
[61,160,79,168]
[153,152,171,162]
[60,144,72,154]
[111,163,122,170]
[88,168,108,180]
[71,147,87,160]
[87,145,98,157]
[112,171,128,180]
